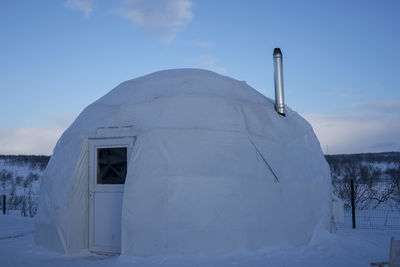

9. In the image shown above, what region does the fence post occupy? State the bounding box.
[2,195,5,215]
[350,179,356,229]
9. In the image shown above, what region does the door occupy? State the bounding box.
[89,137,134,254]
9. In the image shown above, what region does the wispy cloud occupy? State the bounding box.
[0,126,64,155]
[115,0,193,43]
[193,40,214,48]
[193,54,227,74]
[304,113,400,154]
[358,100,400,113]
[64,0,94,18]
[0,115,76,155]
[323,87,365,99]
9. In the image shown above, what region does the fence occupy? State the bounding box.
[0,192,38,217]
[335,178,400,230]
[1,195,5,214]
[338,206,400,230]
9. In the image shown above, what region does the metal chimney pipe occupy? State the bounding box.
[273,48,285,116]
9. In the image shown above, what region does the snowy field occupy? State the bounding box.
[0,214,398,267]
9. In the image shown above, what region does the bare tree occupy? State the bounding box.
[19,173,39,217]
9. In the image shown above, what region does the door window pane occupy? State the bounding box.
[97,147,127,184]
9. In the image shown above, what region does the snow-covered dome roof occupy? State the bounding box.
[36,69,332,256]
[68,69,273,136]
[98,68,268,105]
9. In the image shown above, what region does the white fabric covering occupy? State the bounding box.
[35,69,332,255]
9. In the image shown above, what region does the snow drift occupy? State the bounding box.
[35,69,332,256]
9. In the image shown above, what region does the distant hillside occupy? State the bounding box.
[325,152,400,183]
[0,155,50,171]
[325,152,400,167]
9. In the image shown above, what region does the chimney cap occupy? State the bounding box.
[273,48,282,57]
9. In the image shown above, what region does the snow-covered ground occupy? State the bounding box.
[0,214,398,267]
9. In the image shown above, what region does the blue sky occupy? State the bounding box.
[1,0,399,155]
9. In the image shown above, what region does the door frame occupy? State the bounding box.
[88,137,134,254]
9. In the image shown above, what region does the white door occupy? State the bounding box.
[89,137,134,254]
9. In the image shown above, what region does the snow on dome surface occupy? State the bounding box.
[97,68,268,105]
[35,69,332,256]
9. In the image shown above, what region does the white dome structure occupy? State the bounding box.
[35,68,332,256]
